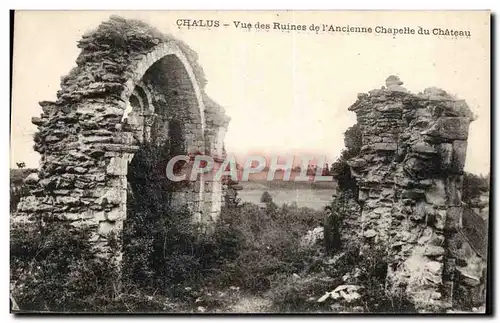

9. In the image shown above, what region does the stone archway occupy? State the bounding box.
[17,16,230,266]
[115,48,208,224]
[122,51,209,254]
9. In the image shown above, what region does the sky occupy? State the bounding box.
[11,11,490,174]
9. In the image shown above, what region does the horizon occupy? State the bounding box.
[10,11,491,175]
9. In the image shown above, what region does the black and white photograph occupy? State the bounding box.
[9,10,491,314]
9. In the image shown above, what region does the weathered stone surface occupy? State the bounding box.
[98,221,118,236]
[452,140,468,171]
[457,268,482,287]
[346,77,476,311]
[106,208,123,221]
[364,229,377,238]
[385,75,407,93]
[372,142,398,151]
[437,143,453,170]
[426,117,471,140]
[347,158,367,168]
[106,157,129,176]
[412,142,437,154]
[300,226,324,249]
[23,172,39,185]
[425,180,447,206]
[445,206,463,230]
[417,227,433,245]
[426,261,443,275]
[424,246,445,257]
[412,201,432,221]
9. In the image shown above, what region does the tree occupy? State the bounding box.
[16,162,26,169]
[322,163,330,176]
[260,191,273,204]
[330,124,362,193]
[462,172,490,204]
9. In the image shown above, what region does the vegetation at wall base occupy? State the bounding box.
[11,196,417,313]
[9,149,488,312]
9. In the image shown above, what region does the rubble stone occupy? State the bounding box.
[346,77,477,311]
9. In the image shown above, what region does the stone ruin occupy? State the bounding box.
[346,76,488,311]
[12,16,488,312]
[16,16,230,265]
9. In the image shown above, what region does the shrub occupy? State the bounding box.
[11,173,327,312]
[348,245,416,313]
[267,238,417,313]
[122,196,246,297]
[329,190,361,248]
[260,191,273,203]
[462,172,489,204]
[10,168,37,212]
[10,212,230,312]
[268,272,338,312]
[10,220,118,312]
[330,124,362,193]
[209,203,323,293]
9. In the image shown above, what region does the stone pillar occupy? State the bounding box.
[18,101,140,266]
[347,76,474,312]
[203,97,231,226]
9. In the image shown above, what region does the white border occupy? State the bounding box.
[2,1,497,322]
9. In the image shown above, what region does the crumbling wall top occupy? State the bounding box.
[38,15,229,128]
[349,77,475,121]
[345,76,478,311]
[56,16,204,104]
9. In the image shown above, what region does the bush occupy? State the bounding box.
[10,214,241,312]
[330,190,361,248]
[10,168,37,212]
[344,244,416,313]
[10,172,331,312]
[122,205,199,291]
[210,203,323,292]
[462,172,489,204]
[267,238,416,313]
[122,187,247,297]
[268,272,338,312]
[330,124,362,193]
[10,220,118,312]
[260,191,273,203]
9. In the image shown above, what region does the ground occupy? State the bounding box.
[238,180,337,210]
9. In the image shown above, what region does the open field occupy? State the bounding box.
[237,180,337,210]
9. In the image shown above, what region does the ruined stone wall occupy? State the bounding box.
[16,16,230,263]
[347,76,478,311]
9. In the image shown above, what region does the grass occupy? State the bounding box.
[9,170,424,313]
[237,180,338,211]
[240,179,338,190]
[10,200,326,312]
